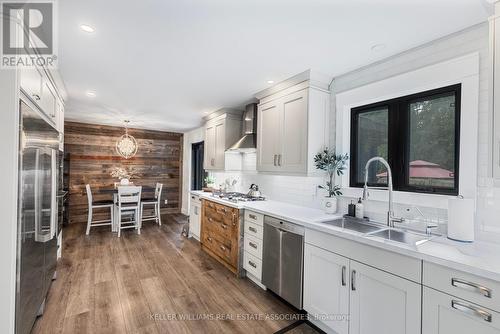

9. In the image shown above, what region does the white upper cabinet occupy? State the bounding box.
[255,70,330,174]
[257,101,282,172]
[491,1,500,178]
[19,64,65,133]
[203,109,243,171]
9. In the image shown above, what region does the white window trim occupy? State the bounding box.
[335,52,480,209]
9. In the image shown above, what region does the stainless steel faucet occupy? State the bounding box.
[362,157,404,228]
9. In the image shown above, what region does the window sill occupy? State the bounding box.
[340,187,458,209]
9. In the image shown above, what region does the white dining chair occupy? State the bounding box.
[116,186,142,237]
[141,183,164,226]
[85,184,114,235]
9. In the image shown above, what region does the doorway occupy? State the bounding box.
[191,141,205,190]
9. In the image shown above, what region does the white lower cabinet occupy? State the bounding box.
[304,244,349,334]
[189,195,201,240]
[303,238,421,334]
[349,261,421,334]
[423,287,500,334]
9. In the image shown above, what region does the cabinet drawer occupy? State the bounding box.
[423,287,500,333]
[244,233,263,259]
[245,221,263,240]
[245,210,264,227]
[424,262,500,312]
[202,231,234,264]
[244,251,262,280]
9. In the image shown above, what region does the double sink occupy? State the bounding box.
[321,217,433,246]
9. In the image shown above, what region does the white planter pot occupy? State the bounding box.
[120,178,130,186]
[322,197,338,214]
[206,183,215,189]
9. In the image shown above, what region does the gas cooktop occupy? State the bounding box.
[211,191,266,203]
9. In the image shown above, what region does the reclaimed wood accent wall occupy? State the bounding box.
[64,121,183,224]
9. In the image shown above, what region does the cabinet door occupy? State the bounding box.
[40,79,57,124]
[423,287,500,334]
[303,244,349,334]
[494,15,500,179]
[349,261,421,334]
[20,67,43,104]
[204,125,215,169]
[214,120,225,170]
[257,101,281,172]
[281,89,308,173]
[189,203,201,239]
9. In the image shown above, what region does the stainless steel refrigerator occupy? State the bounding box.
[16,100,59,334]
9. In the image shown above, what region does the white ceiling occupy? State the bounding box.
[59,0,491,132]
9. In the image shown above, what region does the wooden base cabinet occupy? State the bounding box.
[423,287,500,334]
[349,261,421,334]
[200,199,242,275]
[304,244,349,334]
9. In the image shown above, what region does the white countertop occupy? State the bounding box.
[191,190,500,282]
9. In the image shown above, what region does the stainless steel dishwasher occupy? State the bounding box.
[262,216,305,309]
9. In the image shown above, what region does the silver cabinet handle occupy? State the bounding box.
[221,224,228,229]
[341,266,346,286]
[32,93,41,100]
[351,270,356,291]
[451,300,492,322]
[220,245,226,251]
[249,242,258,249]
[278,154,282,166]
[273,154,277,166]
[249,214,257,220]
[249,226,257,233]
[451,278,492,298]
[248,261,257,268]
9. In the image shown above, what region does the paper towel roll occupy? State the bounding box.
[447,196,475,242]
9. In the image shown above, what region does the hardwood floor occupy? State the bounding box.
[32,214,303,334]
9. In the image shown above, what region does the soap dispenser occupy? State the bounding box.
[355,198,364,219]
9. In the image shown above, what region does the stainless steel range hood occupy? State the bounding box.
[227,103,257,152]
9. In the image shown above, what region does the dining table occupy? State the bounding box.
[98,185,156,232]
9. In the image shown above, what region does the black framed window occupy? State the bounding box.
[350,84,461,195]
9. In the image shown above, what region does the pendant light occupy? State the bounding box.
[116,120,138,159]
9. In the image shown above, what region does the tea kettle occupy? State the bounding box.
[247,184,262,198]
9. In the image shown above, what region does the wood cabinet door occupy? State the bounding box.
[280,89,308,173]
[349,261,421,334]
[423,287,500,334]
[214,120,225,170]
[303,244,349,334]
[204,125,215,169]
[257,101,281,172]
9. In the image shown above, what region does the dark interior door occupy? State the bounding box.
[191,141,205,190]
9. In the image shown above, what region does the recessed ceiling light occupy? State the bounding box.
[80,24,95,33]
[267,80,274,84]
[371,43,386,52]
[86,91,96,97]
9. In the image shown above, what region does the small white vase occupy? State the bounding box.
[206,183,215,189]
[120,178,130,186]
[322,197,337,214]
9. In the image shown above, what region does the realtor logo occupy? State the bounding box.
[1,1,57,68]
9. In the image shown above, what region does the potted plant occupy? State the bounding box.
[314,149,349,214]
[204,175,216,189]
